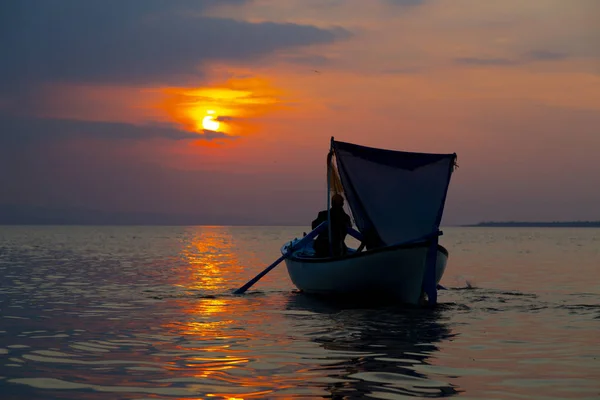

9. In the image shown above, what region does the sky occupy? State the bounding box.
[1,0,599,225]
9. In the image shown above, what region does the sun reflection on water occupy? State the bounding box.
[178,228,239,292]
[158,227,300,398]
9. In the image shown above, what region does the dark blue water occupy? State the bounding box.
[1,226,599,399]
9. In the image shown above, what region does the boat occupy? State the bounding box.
[281,137,458,306]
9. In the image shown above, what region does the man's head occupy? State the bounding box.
[332,193,344,208]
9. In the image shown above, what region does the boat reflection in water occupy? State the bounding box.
[284,293,463,398]
[152,226,462,398]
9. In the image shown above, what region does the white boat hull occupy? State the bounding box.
[282,240,448,305]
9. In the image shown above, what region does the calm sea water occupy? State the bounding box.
[0,226,598,399]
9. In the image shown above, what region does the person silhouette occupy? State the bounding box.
[311,194,352,257]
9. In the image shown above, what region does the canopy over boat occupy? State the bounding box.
[328,138,458,249]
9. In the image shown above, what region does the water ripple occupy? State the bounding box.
[1,226,599,399]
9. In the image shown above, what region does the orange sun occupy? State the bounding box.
[201,110,220,131]
[156,75,284,141]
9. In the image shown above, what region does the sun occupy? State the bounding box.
[201,110,220,131]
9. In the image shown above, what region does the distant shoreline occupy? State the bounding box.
[463,221,600,228]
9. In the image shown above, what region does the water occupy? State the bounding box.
[0,226,599,399]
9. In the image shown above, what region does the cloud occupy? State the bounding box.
[454,57,518,66]
[0,115,230,147]
[454,50,572,67]
[380,67,425,75]
[0,0,350,91]
[279,54,332,67]
[525,50,569,61]
[214,116,238,122]
[201,128,236,139]
[383,0,427,6]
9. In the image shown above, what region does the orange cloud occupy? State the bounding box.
[155,75,286,142]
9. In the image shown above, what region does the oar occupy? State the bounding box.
[233,222,327,295]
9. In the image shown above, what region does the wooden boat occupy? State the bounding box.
[282,238,449,305]
[281,138,458,306]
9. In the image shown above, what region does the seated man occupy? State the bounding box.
[311,194,352,257]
